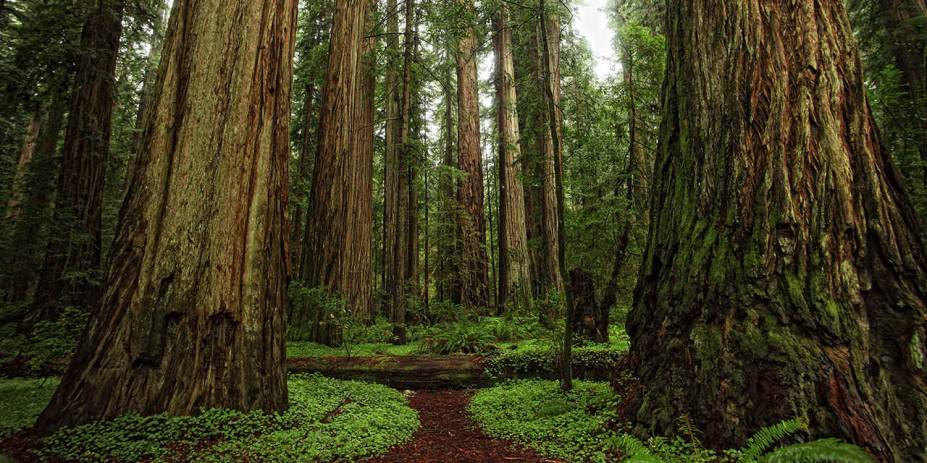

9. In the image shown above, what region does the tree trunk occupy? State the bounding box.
[346,0,376,323]
[26,0,125,329]
[876,0,927,185]
[4,113,40,220]
[436,61,459,303]
[3,95,66,304]
[456,0,489,309]
[568,269,607,343]
[627,1,927,460]
[383,0,401,322]
[303,0,371,344]
[494,4,533,312]
[35,0,295,431]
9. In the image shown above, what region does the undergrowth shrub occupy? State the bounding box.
[419,322,496,354]
[0,306,86,374]
[484,339,626,378]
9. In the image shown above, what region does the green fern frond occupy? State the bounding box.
[739,419,806,462]
[611,434,664,463]
[758,438,875,463]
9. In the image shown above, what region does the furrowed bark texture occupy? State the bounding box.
[36,0,295,430]
[494,5,532,309]
[627,2,927,460]
[304,0,371,343]
[5,114,39,219]
[28,0,125,326]
[345,0,376,323]
[456,0,489,309]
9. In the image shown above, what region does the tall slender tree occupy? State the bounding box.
[36,0,296,430]
[627,1,927,460]
[25,0,126,329]
[304,0,372,344]
[455,0,489,308]
[494,3,532,310]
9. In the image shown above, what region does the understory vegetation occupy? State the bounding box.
[1,375,418,462]
[470,380,874,463]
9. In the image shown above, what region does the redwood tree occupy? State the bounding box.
[36,0,295,430]
[494,3,532,310]
[303,0,372,343]
[456,0,489,308]
[26,0,125,329]
[627,1,927,460]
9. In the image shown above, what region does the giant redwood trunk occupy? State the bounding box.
[627,1,927,460]
[494,5,532,310]
[26,0,125,328]
[304,0,371,344]
[36,0,295,431]
[456,0,489,309]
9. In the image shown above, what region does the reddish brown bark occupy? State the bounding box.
[303,0,372,344]
[494,4,532,310]
[627,1,927,460]
[456,0,489,309]
[35,0,295,431]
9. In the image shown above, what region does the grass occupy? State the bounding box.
[0,377,59,437]
[3,374,418,462]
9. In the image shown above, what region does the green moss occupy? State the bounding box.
[911,332,925,370]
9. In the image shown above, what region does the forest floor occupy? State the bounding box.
[367,389,561,463]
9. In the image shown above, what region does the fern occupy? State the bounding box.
[739,419,806,462]
[612,434,664,463]
[758,438,875,463]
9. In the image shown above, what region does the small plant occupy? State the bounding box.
[420,322,495,354]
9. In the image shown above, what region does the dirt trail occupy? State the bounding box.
[367,389,561,463]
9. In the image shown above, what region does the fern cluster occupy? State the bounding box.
[611,419,875,463]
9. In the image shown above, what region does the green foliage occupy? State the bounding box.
[0,377,59,437]
[39,374,418,462]
[468,380,619,462]
[287,283,349,343]
[484,339,627,379]
[286,341,419,358]
[419,322,496,354]
[755,438,875,463]
[0,307,87,374]
[738,419,805,461]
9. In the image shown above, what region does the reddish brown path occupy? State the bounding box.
[367,390,561,463]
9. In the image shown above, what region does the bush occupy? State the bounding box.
[38,374,419,462]
[484,339,626,379]
[419,322,496,354]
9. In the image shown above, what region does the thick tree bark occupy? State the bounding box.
[876,0,927,184]
[26,0,125,329]
[345,0,376,323]
[568,269,608,343]
[304,0,371,344]
[35,0,295,431]
[456,0,489,309]
[627,1,927,460]
[494,4,533,311]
